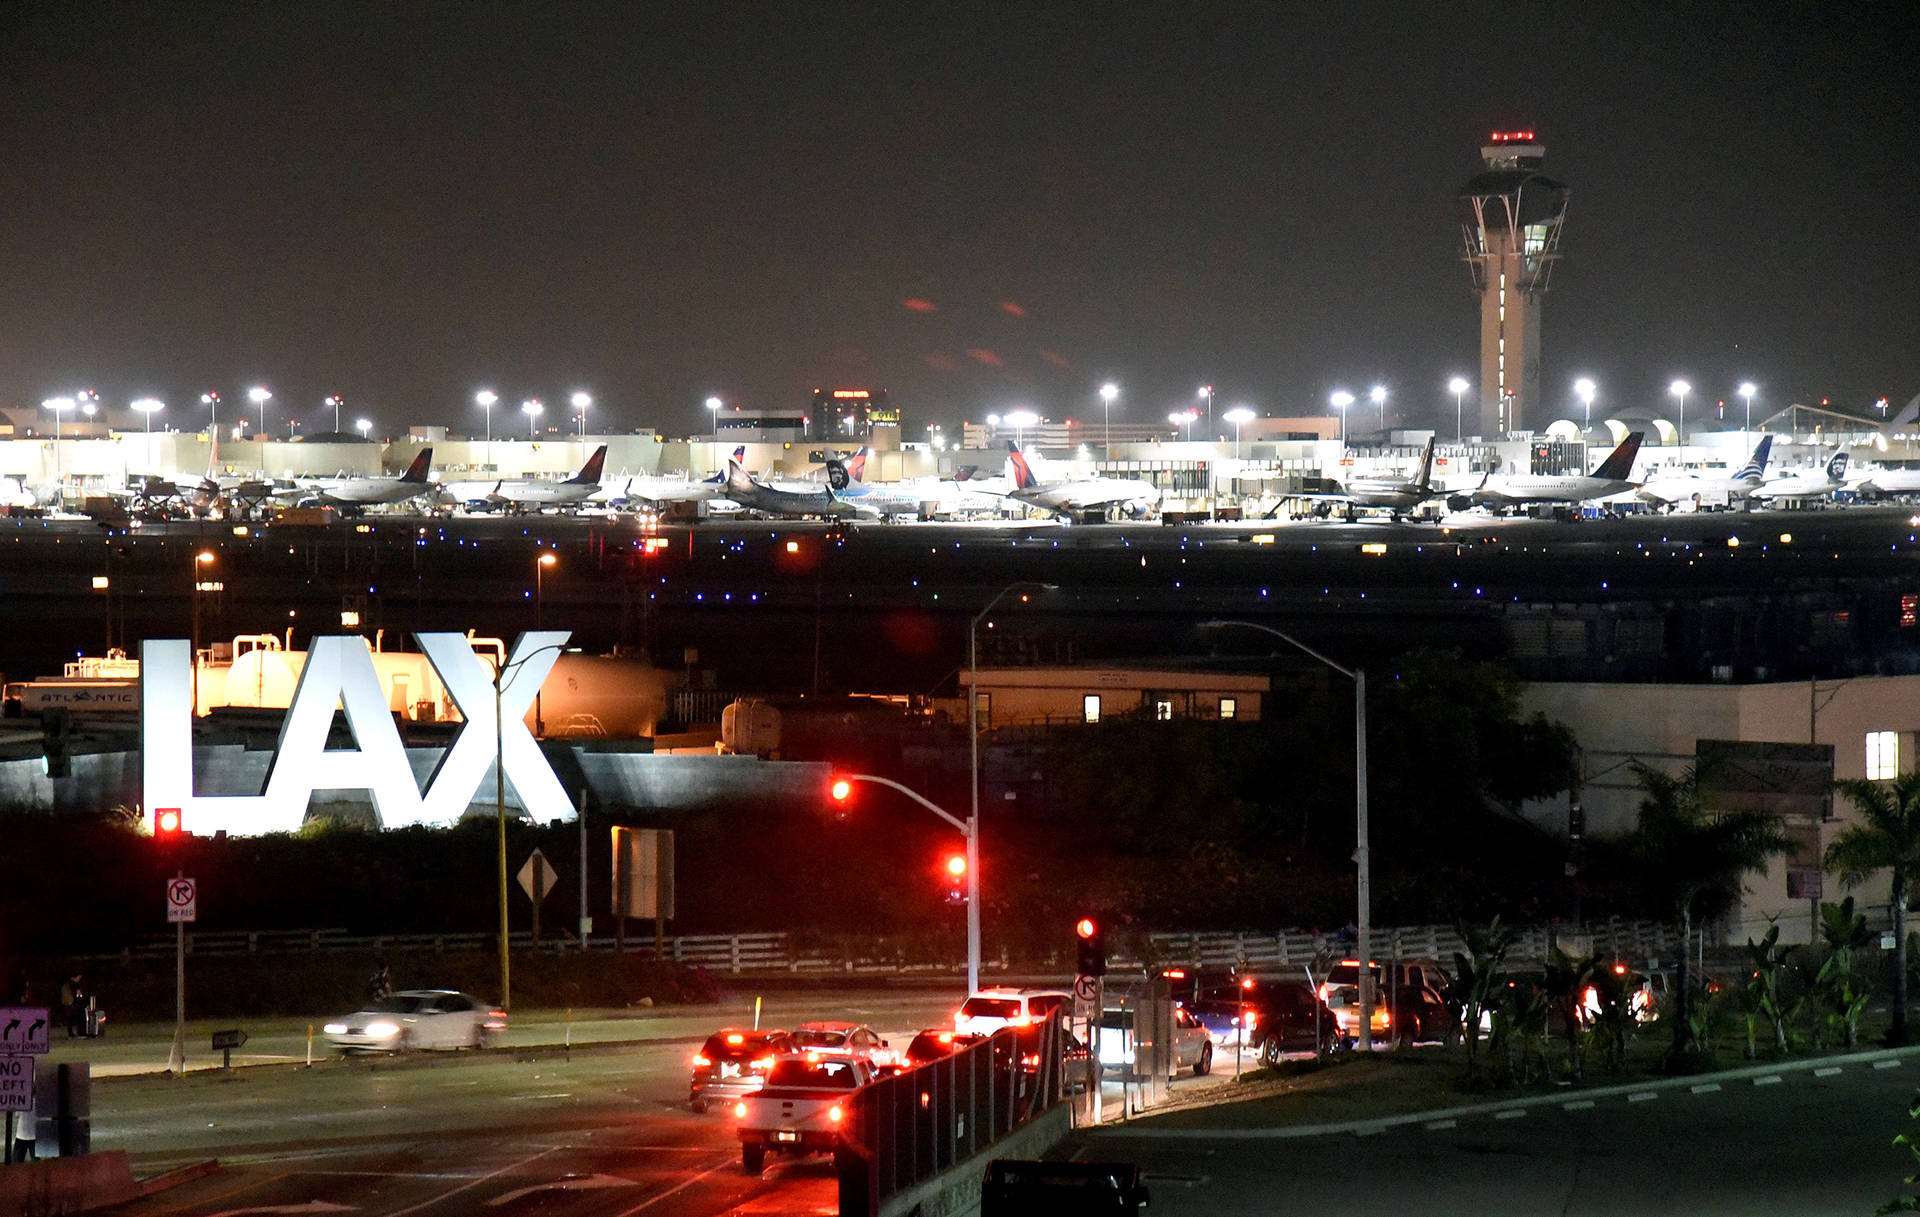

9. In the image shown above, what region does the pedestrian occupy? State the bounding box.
[366,961,392,1002]
[60,971,86,1038]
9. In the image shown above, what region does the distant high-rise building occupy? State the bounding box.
[1458,131,1570,437]
[808,388,895,442]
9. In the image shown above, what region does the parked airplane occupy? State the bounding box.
[613,446,744,510]
[1004,443,1160,520]
[1299,437,1444,521]
[723,458,875,520]
[1750,449,1850,503]
[297,449,437,507]
[1635,435,1774,511]
[1463,431,1646,512]
[491,445,608,509]
[822,449,1005,519]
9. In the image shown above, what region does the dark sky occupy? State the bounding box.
[3,1,1916,439]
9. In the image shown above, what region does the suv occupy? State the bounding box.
[689,1028,794,1112]
[1319,958,1451,1043]
[953,987,1071,1036]
[1185,975,1341,1065]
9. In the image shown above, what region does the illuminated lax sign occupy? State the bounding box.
[141,632,573,836]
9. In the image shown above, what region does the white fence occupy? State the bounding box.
[1142,918,1677,970]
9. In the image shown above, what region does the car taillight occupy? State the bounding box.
[726,1033,745,1044]
[1243,1012,1257,1031]
[1021,1053,1040,1068]
[693,1054,711,1068]
[485,1012,507,1028]
[828,1105,844,1123]
[733,1102,747,1119]
[752,1056,775,1071]
[1010,1014,1031,1026]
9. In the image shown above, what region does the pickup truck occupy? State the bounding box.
[733,1055,875,1174]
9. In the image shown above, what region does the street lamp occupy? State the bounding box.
[191,550,217,713]
[1669,379,1691,450]
[536,551,556,629]
[1448,376,1469,443]
[475,390,497,467]
[1199,618,1373,1053]
[248,386,272,438]
[968,582,1056,993]
[1738,382,1756,441]
[1099,383,1119,452]
[1330,390,1355,446]
[1198,385,1214,438]
[325,395,344,433]
[41,397,73,481]
[705,395,723,428]
[132,398,163,471]
[1006,409,1039,448]
[487,635,571,1011]
[834,772,979,990]
[1223,406,1255,461]
[571,391,592,438]
[1574,377,1596,433]
[1370,385,1387,432]
[355,418,372,440]
[522,398,543,438]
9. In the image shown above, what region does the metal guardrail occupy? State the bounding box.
[1143,917,1678,970]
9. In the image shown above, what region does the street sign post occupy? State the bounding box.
[0,1008,51,1057]
[166,877,197,923]
[167,874,195,1074]
[517,848,560,943]
[210,1028,248,1069]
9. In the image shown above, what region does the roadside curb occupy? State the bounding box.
[1092,1043,1920,1139]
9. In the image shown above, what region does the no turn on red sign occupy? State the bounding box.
[167,876,197,923]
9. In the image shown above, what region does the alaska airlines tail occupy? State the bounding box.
[1591,432,1644,481]
[567,445,608,485]
[399,448,434,483]
[1826,449,1850,481]
[1732,435,1774,484]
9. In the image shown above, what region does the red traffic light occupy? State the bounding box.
[154,807,183,840]
[829,777,853,802]
[1075,917,1097,940]
[945,854,967,878]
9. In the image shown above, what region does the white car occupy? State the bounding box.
[1095,1005,1213,1076]
[789,1021,898,1071]
[952,988,1071,1036]
[323,989,505,1053]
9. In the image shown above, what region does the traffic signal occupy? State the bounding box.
[827,775,854,819]
[1075,916,1106,977]
[153,807,184,845]
[943,854,967,905]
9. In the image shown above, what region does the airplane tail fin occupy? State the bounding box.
[399,448,434,483]
[1005,445,1038,490]
[1827,449,1850,481]
[1414,437,1437,491]
[847,447,870,483]
[1591,432,1644,481]
[567,444,608,484]
[725,458,755,495]
[1733,434,1774,484]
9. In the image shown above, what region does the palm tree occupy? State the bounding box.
[1631,761,1793,1069]
[1829,771,1920,1046]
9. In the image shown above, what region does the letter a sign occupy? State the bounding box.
[141,632,574,837]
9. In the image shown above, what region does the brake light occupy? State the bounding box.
[1163,968,1186,979]
[1613,962,1627,975]
[693,1053,711,1067]
[1010,1014,1031,1026]
[828,1105,844,1123]
[733,1102,747,1119]
[937,1032,953,1044]
[726,1033,745,1044]
[1242,1012,1257,1031]
[752,1055,775,1071]
[1021,1053,1040,1068]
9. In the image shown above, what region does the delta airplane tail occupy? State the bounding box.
[399,448,434,483]
[1005,442,1039,491]
[1591,432,1644,481]
[846,448,870,482]
[705,445,746,484]
[566,445,608,485]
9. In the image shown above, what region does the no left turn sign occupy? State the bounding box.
[167,877,197,923]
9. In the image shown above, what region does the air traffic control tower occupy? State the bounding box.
[1458,131,1570,437]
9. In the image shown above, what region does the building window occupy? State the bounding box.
[1083,695,1101,724]
[1219,697,1237,721]
[974,692,990,729]
[1868,730,1900,780]
[1154,699,1173,721]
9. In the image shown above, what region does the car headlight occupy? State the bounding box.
[323,1023,348,1035]
[365,1021,400,1038]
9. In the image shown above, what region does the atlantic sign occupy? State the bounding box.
[141,632,574,836]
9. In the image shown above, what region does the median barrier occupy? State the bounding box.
[0,1148,137,1215]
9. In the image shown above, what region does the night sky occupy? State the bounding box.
[3,2,1916,440]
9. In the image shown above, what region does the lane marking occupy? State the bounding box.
[386,1147,558,1217]
[487,1174,637,1207]
[1878,1059,1903,1070]
[1628,1092,1657,1103]
[1815,1067,1843,1077]
[143,1171,292,1217]
[1691,1083,1721,1094]
[1754,1075,1782,1086]
[1494,1109,1527,1120]
[1423,1119,1457,1130]
[608,1156,738,1217]
[1562,1100,1595,1111]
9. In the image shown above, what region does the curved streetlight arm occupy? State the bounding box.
[1198,618,1353,681]
[841,772,967,835]
[491,639,570,1012]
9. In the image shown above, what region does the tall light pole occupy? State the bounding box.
[475,390,497,468]
[132,398,163,471]
[42,397,73,483]
[489,636,570,1011]
[1198,385,1214,439]
[325,395,344,433]
[1370,385,1387,432]
[968,582,1056,994]
[536,551,556,630]
[1099,383,1119,452]
[1574,377,1596,433]
[522,398,542,438]
[1738,382,1756,442]
[201,391,222,470]
[1448,376,1469,443]
[248,386,272,439]
[1330,390,1354,447]
[1200,619,1372,1052]
[1006,409,1038,449]
[1224,406,1254,461]
[356,418,372,440]
[571,391,592,438]
[705,396,723,434]
[1669,379,1691,451]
